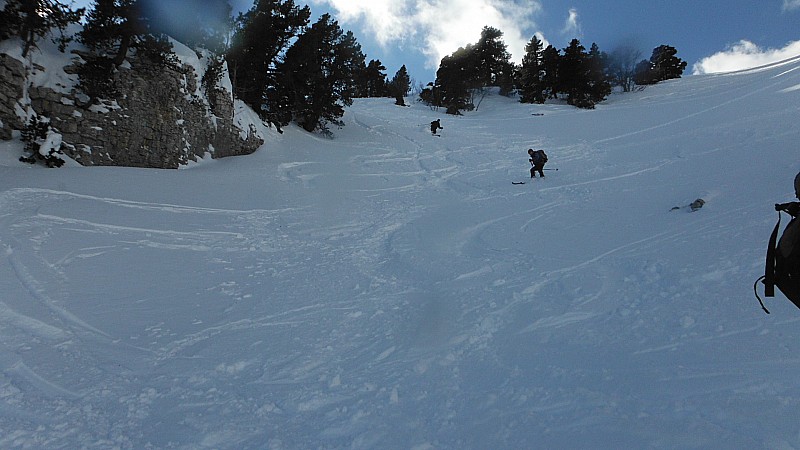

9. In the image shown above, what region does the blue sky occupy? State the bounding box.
[72,0,800,84]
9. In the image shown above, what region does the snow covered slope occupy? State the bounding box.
[1,55,799,448]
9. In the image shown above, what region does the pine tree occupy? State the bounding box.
[555,40,610,108]
[388,65,411,105]
[475,26,512,86]
[586,43,611,106]
[278,14,365,133]
[496,62,516,97]
[434,44,478,114]
[634,45,687,85]
[357,59,389,98]
[559,39,589,106]
[79,0,144,66]
[227,0,311,118]
[1,0,84,57]
[518,35,546,103]
[77,0,176,103]
[557,39,610,109]
[540,45,561,100]
[650,45,687,81]
[427,25,518,114]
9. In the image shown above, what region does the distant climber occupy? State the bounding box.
[430,119,443,135]
[528,148,548,178]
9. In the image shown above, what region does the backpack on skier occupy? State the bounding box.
[757,201,800,313]
[531,149,547,165]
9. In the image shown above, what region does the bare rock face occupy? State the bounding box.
[0,51,263,168]
[0,54,25,140]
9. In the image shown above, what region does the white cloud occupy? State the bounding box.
[692,40,800,74]
[783,0,800,11]
[561,8,582,38]
[311,0,411,47]
[310,0,542,70]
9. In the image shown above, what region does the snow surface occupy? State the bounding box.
[1,55,800,449]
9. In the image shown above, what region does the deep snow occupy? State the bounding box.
[1,55,800,449]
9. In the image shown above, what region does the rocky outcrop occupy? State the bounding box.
[0,50,263,168]
[0,54,25,140]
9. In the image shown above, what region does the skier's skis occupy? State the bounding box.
[512,181,526,185]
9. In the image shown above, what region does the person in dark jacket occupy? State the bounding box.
[430,119,443,135]
[528,148,547,178]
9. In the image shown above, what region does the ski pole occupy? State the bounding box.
[543,168,558,171]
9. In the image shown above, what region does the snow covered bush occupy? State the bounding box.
[19,113,65,167]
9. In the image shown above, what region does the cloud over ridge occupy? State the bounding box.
[693,40,800,74]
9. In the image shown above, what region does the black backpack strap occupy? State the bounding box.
[754,276,769,314]
[764,211,782,297]
[756,211,782,313]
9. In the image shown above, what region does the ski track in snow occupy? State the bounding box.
[0,56,799,448]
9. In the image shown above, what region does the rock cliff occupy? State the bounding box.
[0,46,263,168]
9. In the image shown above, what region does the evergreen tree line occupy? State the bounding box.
[1,1,688,132]
[421,26,688,113]
[0,0,413,135]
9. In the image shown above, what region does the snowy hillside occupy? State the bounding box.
[1,55,800,449]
